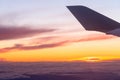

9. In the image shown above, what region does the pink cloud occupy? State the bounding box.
[0,32,117,53]
[73,34,116,42]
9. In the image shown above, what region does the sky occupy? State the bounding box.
[0,0,120,62]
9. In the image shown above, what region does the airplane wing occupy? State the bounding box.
[67,6,120,36]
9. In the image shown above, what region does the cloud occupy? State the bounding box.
[0,25,55,40]
[0,41,67,53]
[0,58,6,62]
[72,34,116,42]
[0,32,116,53]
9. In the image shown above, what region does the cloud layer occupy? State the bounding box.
[0,33,116,53]
[0,25,55,40]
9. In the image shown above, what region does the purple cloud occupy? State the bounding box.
[0,25,55,40]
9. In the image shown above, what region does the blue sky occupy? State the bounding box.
[0,0,120,23]
[0,0,120,39]
[0,0,120,27]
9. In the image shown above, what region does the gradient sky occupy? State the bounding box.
[0,0,120,62]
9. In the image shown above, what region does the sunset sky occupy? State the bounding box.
[0,0,120,62]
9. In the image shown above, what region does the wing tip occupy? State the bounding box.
[67,5,88,9]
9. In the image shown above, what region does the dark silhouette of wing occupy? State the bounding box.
[67,6,120,33]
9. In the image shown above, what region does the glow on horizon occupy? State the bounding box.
[0,0,120,62]
[0,38,120,62]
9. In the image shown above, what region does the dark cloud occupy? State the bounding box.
[0,25,55,40]
[0,41,67,53]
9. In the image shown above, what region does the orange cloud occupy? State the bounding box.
[0,58,6,62]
